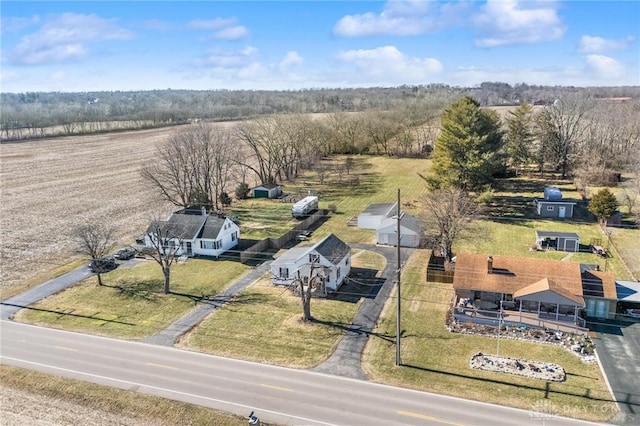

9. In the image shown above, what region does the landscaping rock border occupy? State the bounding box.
[470,352,566,382]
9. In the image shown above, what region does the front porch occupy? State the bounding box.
[455,290,587,335]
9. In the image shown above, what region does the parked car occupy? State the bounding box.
[626,309,640,319]
[114,246,137,260]
[88,257,117,273]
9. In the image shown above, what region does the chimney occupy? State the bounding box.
[487,255,493,274]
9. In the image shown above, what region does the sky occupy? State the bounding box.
[1,1,639,93]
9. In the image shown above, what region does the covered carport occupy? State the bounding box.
[616,280,640,319]
[535,230,580,252]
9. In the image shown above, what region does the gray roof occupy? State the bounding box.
[272,247,309,265]
[535,231,579,240]
[314,234,350,264]
[615,281,640,303]
[361,202,397,216]
[146,214,207,240]
[199,216,226,239]
[379,213,422,233]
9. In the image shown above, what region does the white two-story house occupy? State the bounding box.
[271,234,350,293]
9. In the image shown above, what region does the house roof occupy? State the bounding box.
[537,200,577,205]
[582,270,617,299]
[378,213,422,233]
[199,216,228,240]
[535,231,580,240]
[361,202,397,217]
[513,278,584,306]
[272,234,349,266]
[452,253,616,303]
[314,234,350,263]
[146,214,207,240]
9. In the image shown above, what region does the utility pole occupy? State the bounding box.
[396,188,402,366]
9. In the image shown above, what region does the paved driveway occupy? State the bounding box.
[589,319,640,425]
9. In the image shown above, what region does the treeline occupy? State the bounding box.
[2,83,639,141]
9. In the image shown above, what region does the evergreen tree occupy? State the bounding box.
[588,188,618,226]
[505,102,534,176]
[429,96,504,190]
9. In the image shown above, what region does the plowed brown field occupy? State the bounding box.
[0,124,231,290]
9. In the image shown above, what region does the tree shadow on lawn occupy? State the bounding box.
[401,363,625,406]
[5,304,136,326]
[107,279,162,302]
[310,317,396,344]
[168,291,265,308]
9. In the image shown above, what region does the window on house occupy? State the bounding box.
[309,254,319,263]
[546,206,554,211]
[279,267,289,278]
[201,240,220,250]
[231,231,237,241]
[337,267,341,279]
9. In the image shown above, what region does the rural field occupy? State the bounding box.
[0,124,236,295]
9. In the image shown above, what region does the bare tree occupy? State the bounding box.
[421,188,481,268]
[74,223,117,286]
[141,123,237,211]
[291,258,329,322]
[535,93,593,179]
[144,216,187,294]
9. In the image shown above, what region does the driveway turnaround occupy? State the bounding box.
[589,319,640,426]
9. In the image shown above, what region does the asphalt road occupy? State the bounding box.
[1,321,603,426]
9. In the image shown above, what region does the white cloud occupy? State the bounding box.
[585,54,625,79]
[186,18,237,31]
[9,13,133,65]
[187,17,249,40]
[579,35,636,53]
[279,51,303,70]
[474,0,565,47]
[336,46,442,84]
[212,25,249,40]
[333,0,466,36]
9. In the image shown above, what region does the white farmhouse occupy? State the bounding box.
[271,234,350,293]
[144,208,239,258]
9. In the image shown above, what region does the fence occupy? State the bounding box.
[239,209,327,264]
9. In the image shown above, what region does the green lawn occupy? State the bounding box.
[178,249,383,368]
[15,259,251,339]
[362,249,617,423]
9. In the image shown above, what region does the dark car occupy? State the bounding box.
[88,257,117,273]
[114,246,137,260]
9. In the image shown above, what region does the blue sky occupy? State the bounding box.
[1,1,639,92]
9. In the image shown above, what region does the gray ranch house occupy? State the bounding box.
[144,208,239,258]
[271,233,351,294]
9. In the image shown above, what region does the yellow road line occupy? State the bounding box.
[397,410,465,426]
[53,346,78,352]
[261,384,293,392]
[146,362,178,370]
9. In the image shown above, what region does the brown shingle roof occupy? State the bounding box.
[453,253,586,299]
[513,278,585,306]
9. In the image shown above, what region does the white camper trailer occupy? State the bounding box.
[292,196,318,218]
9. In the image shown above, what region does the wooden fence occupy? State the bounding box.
[239,209,327,264]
